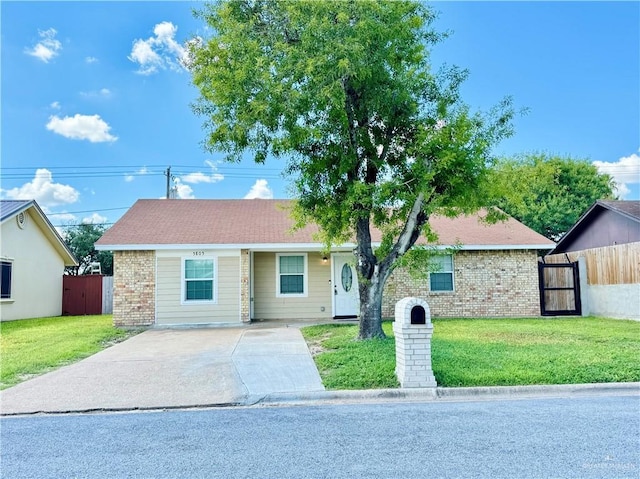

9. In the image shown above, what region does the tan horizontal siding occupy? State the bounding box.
[253,252,332,320]
[156,256,240,324]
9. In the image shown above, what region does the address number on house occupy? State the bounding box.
[192,251,206,256]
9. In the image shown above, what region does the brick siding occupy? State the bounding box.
[383,250,540,318]
[113,250,155,327]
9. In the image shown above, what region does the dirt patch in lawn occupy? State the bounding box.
[306,332,334,357]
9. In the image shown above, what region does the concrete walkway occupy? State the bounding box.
[0,324,324,415]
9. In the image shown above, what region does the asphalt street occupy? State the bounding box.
[1,395,638,478]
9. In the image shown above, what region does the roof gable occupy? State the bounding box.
[96,199,554,251]
[551,200,640,253]
[0,200,77,266]
[596,200,640,222]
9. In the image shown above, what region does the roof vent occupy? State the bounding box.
[16,212,27,229]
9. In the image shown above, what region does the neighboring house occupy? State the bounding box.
[95,199,554,327]
[546,200,640,320]
[0,200,77,321]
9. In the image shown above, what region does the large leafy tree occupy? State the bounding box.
[64,224,113,276]
[491,154,616,241]
[189,0,514,339]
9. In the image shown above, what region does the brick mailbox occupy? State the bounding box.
[393,297,437,388]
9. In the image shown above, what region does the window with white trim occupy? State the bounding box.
[276,253,307,297]
[184,258,215,302]
[1,260,12,299]
[429,255,454,292]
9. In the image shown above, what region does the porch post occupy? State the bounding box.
[240,249,251,323]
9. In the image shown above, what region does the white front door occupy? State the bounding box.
[332,254,359,318]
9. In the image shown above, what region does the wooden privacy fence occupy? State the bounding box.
[102,276,113,314]
[544,242,639,285]
[538,259,581,316]
[62,275,113,316]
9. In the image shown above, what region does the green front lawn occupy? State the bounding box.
[0,315,136,390]
[301,317,640,389]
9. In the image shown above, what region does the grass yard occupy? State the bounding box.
[0,315,136,390]
[301,317,640,390]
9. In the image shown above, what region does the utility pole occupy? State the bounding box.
[165,166,171,199]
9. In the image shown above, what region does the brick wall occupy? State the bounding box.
[240,249,250,323]
[382,250,540,318]
[113,250,155,327]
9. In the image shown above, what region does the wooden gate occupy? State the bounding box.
[538,260,582,316]
[62,275,103,316]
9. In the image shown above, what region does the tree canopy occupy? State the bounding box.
[491,154,616,241]
[189,0,514,338]
[64,224,113,276]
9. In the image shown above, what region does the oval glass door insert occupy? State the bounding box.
[341,264,353,292]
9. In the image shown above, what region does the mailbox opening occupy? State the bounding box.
[410,305,426,325]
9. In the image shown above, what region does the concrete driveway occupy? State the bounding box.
[0,325,324,415]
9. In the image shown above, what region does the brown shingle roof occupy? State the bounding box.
[96,199,554,249]
[597,200,640,221]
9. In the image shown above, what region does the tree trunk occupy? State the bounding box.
[357,267,387,340]
[354,192,427,340]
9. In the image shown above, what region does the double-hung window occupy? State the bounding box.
[276,253,307,297]
[1,260,12,299]
[184,258,215,302]
[429,254,454,292]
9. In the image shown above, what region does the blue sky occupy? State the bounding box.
[1,1,639,229]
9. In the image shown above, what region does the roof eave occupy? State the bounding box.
[598,200,640,223]
[23,202,78,266]
[96,242,553,252]
[0,200,33,224]
[550,201,604,254]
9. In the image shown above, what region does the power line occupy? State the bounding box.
[0,169,284,180]
[48,207,130,215]
[1,164,169,170]
[1,164,284,172]
[54,222,116,228]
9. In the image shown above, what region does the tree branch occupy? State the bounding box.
[379,191,427,274]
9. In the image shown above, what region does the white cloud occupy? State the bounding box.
[128,21,187,75]
[173,178,194,199]
[614,182,632,199]
[129,40,162,75]
[50,101,61,110]
[25,28,62,63]
[244,179,273,199]
[181,172,216,184]
[180,160,225,184]
[85,56,98,64]
[82,213,107,224]
[46,114,117,142]
[1,169,79,209]
[80,88,111,99]
[593,152,640,199]
[124,166,149,182]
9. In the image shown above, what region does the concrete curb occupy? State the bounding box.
[0,402,245,417]
[2,383,638,417]
[256,382,640,406]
